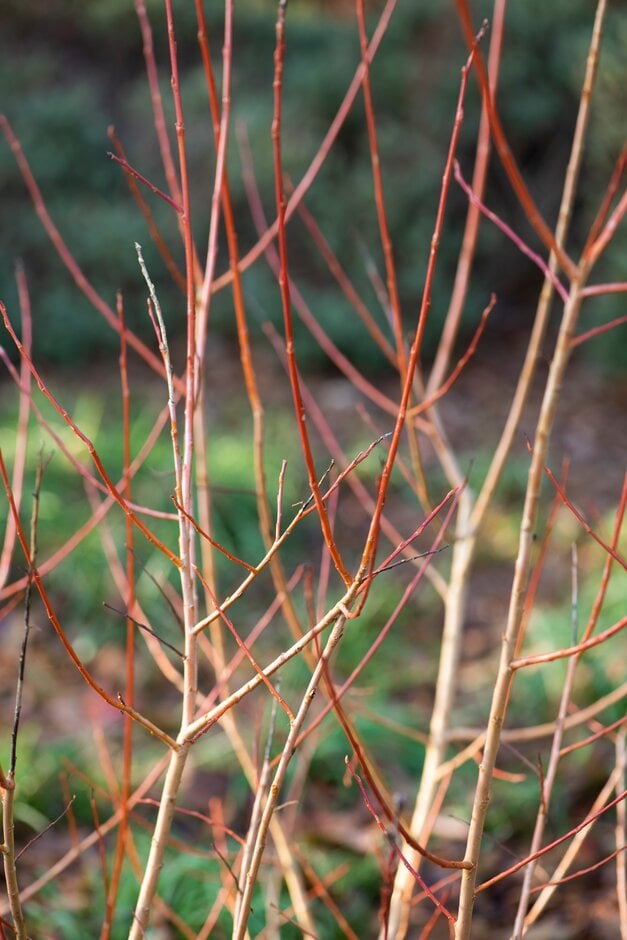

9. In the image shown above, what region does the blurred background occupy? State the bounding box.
[1,0,625,372]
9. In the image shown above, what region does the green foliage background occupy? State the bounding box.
[2,0,625,372]
[0,6,625,934]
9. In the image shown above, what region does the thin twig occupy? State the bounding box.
[0,454,46,940]
[0,264,32,591]
[103,603,185,660]
[211,0,400,296]
[616,730,627,940]
[0,115,175,384]
[10,453,48,776]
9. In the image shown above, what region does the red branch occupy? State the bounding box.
[477,790,627,893]
[271,2,351,585]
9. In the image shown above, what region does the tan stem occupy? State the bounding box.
[455,277,586,939]
[2,778,27,940]
[233,610,352,940]
[128,742,192,940]
[384,494,475,937]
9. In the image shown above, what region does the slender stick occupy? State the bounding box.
[196,0,307,664]
[1,782,26,940]
[454,0,577,280]
[0,265,32,591]
[233,611,351,940]
[211,0,399,296]
[129,742,192,938]
[1,305,181,568]
[233,694,280,935]
[355,0,406,366]
[616,730,627,940]
[356,0,432,509]
[455,280,588,937]
[0,455,46,940]
[101,296,136,939]
[271,1,351,585]
[428,0,506,394]
[0,116,176,385]
[129,0,201,931]
[382,30,487,934]
[455,6,609,931]
[134,0,182,208]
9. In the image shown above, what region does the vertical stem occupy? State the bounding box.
[233,697,279,934]
[196,1,304,644]
[163,0,198,733]
[455,8,606,929]
[454,0,577,279]
[102,296,135,939]
[131,2,199,933]
[195,0,233,365]
[134,0,182,208]
[233,613,350,940]
[358,35,479,589]
[383,488,474,938]
[194,12,314,927]
[271,0,351,585]
[355,0,430,508]
[355,0,404,363]
[0,453,45,940]
[0,452,47,940]
[428,0,506,395]
[128,742,190,939]
[510,617,579,937]
[471,0,607,532]
[455,278,586,939]
[616,730,627,940]
[0,265,32,590]
[1,779,26,940]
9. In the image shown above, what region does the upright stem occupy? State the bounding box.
[130,2,199,933]
[455,0,577,280]
[272,0,351,585]
[510,638,582,938]
[428,0,506,395]
[233,613,350,940]
[381,35,485,935]
[211,0,399,296]
[455,276,586,939]
[102,298,135,939]
[384,486,474,938]
[356,0,430,508]
[1,777,26,940]
[471,0,607,533]
[387,10,607,925]
[0,266,32,590]
[128,741,190,939]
